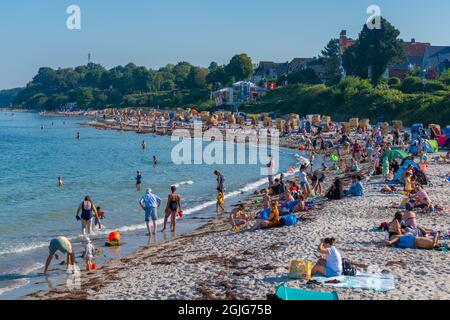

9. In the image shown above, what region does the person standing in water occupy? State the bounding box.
[153,156,158,166]
[136,170,142,190]
[214,170,225,192]
[76,132,80,140]
[139,188,162,236]
[44,236,77,275]
[267,155,275,186]
[76,196,98,237]
[57,176,64,188]
[162,186,182,233]
[141,140,147,150]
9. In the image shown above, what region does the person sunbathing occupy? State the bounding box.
[250,200,280,231]
[388,212,406,239]
[344,176,365,197]
[383,232,440,249]
[311,237,343,278]
[411,186,434,211]
[403,203,434,237]
[281,189,295,203]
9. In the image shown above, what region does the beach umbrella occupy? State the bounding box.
[385,150,409,162]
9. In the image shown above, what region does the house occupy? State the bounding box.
[422,46,450,79]
[288,58,315,73]
[389,39,431,78]
[212,81,266,108]
[339,29,443,79]
[339,30,356,55]
[253,61,289,83]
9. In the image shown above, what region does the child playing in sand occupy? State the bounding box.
[83,238,95,271]
[216,188,225,214]
[229,204,250,232]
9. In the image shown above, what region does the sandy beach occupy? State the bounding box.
[27,154,450,301]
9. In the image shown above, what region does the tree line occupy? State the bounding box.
[12,54,253,110]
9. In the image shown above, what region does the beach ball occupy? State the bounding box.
[108,231,121,242]
[299,146,305,151]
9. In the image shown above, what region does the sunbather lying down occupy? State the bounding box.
[383,232,440,250]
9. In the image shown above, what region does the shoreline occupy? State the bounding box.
[27,153,450,300]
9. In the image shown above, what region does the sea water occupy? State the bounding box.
[0,111,303,299]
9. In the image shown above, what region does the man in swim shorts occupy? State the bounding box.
[44,236,77,275]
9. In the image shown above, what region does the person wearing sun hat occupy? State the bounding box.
[139,188,162,236]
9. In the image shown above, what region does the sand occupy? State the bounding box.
[27,155,450,301]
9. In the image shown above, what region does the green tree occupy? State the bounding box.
[342,17,405,85]
[321,39,342,84]
[225,54,253,81]
[287,68,321,85]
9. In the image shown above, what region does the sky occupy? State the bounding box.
[0,0,449,89]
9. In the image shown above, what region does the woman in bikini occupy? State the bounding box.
[76,196,98,237]
[162,186,181,233]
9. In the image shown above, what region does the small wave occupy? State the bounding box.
[0,168,293,257]
[172,180,194,188]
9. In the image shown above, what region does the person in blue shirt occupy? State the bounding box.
[139,188,162,236]
[345,176,365,197]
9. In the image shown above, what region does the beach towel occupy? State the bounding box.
[313,272,395,292]
[275,284,339,301]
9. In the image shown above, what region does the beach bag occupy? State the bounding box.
[289,260,313,280]
[282,214,298,226]
[257,209,271,220]
[342,258,357,276]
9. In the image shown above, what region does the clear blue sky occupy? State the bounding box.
[0,0,449,89]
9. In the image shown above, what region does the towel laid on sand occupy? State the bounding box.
[313,272,395,292]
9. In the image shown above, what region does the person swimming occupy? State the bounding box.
[57,176,64,188]
[136,171,142,190]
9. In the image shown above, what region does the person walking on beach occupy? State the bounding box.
[136,170,142,190]
[214,170,225,192]
[267,155,275,186]
[76,196,98,237]
[44,236,77,275]
[139,188,162,236]
[162,186,182,233]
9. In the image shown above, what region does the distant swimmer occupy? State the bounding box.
[136,170,142,190]
[41,125,44,130]
[141,140,147,150]
[57,176,64,188]
[44,236,77,275]
[76,132,80,140]
[153,156,158,166]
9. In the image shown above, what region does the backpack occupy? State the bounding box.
[342,258,357,276]
[281,214,297,226]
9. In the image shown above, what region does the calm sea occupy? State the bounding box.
[0,111,300,299]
